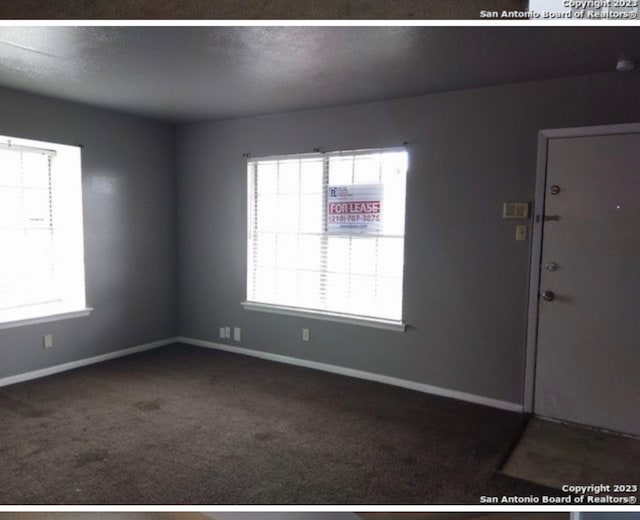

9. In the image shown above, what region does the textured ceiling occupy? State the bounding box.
[0,26,638,123]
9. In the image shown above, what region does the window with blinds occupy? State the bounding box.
[245,147,408,327]
[0,135,87,328]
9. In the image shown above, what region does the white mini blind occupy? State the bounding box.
[0,145,58,311]
[247,147,408,323]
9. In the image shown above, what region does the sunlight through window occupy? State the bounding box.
[246,148,408,325]
[0,135,87,327]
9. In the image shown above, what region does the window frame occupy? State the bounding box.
[0,134,92,330]
[242,147,408,332]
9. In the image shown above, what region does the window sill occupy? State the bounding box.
[0,307,93,330]
[241,301,406,331]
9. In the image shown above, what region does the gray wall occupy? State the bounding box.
[0,87,178,379]
[176,71,640,406]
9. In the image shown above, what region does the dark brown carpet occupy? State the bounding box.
[0,343,556,504]
[0,0,528,19]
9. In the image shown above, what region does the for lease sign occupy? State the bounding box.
[327,184,383,234]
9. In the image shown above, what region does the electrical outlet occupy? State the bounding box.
[516,224,529,241]
[233,327,241,342]
[302,328,310,342]
[219,327,225,339]
[224,326,231,339]
[43,334,53,349]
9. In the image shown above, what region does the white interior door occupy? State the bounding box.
[534,129,640,437]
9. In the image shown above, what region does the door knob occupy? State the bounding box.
[542,290,555,301]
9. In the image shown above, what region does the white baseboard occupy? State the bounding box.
[1,335,524,413]
[178,336,523,413]
[0,337,178,389]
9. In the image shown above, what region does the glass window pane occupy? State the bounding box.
[0,230,25,306]
[0,150,21,186]
[276,234,298,270]
[256,194,277,231]
[276,194,299,232]
[378,237,404,277]
[300,159,323,193]
[24,189,50,229]
[0,136,85,317]
[22,153,49,188]
[253,267,276,303]
[275,268,297,306]
[328,156,353,185]
[353,154,381,184]
[248,148,407,322]
[298,235,321,271]
[278,160,299,194]
[254,233,276,268]
[327,236,350,274]
[0,188,23,228]
[299,194,322,233]
[324,272,350,314]
[374,276,403,320]
[257,162,278,194]
[350,237,377,276]
[349,273,377,314]
[297,270,321,309]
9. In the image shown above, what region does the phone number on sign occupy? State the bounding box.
[329,214,380,223]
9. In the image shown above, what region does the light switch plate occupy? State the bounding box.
[503,201,531,219]
[233,327,241,342]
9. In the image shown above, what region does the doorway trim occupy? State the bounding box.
[523,121,640,413]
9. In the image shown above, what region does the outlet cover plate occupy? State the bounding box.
[516,224,529,241]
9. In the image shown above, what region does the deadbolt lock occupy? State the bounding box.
[549,185,561,195]
[544,262,558,272]
[542,290,555,301]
